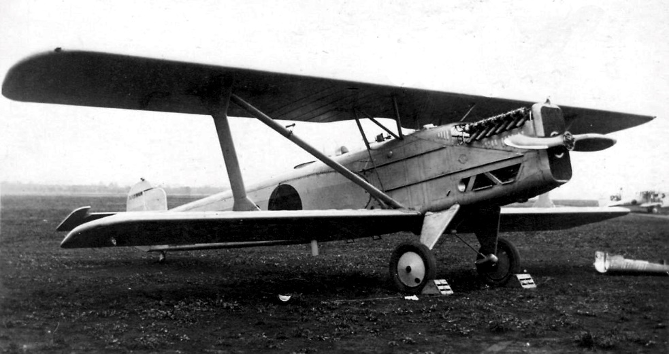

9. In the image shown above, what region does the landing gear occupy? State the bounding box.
[476,237,520,286]
[648,206,660,214]
[389,241,436,294]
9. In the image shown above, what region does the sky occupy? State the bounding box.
[0,0,667,200]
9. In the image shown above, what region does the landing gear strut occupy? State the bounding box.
[389,241,436,294]
[475,237,520,286]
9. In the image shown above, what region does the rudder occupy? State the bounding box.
[127,178,167,212]
[128,179,167,254]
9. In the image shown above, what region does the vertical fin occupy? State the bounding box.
[127,179,167,212]
[127,179,167,253]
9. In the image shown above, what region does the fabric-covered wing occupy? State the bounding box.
[496,207,630,232]
[59,206,629,249]
[60,209,423,248]
[451,207,630,233]
[3,50,653,134]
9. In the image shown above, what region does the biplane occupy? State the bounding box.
[609,188,667,214]
[2,50,654,293]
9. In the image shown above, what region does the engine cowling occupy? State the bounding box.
[531,102,572,183]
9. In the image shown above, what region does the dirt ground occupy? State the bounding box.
[1,195,668,353]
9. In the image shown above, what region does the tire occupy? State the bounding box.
[650,206,660,214]
[476,237,521,286]
[389,241,437,294]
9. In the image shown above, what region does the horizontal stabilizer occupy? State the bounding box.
[61,209,422,248]
[56,206,116,232]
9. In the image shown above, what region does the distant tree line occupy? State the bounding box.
[1,182,224,196]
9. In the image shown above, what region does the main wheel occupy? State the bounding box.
[389,241,436,294]
[476,237,520,286]
[649,206,660,214]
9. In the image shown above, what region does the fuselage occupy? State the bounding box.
[174,103,573,214]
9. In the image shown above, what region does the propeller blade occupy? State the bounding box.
[572,134,616,152]
[503,134,563,150]
[503,132,616,152]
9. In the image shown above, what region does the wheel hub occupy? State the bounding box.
[397,251,425,287]
[485,251,510,280]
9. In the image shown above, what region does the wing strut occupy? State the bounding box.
[203,76,260,211]
[391,95,405,140]
[355,108,401,140]
[353,112,386,191]
[228,93,405,209]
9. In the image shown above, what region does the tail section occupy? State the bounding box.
[129,179,167,254]
[127,178,167,212]
[57,179,167,247]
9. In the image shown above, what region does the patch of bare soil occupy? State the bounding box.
[1,195,667,353]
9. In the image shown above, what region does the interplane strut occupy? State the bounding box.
[203,76,260,211]
[391,96,404,140]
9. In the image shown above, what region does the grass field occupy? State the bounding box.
[1,195,668,353]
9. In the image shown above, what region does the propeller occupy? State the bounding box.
[503,132,616,152]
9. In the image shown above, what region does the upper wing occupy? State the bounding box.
[60,209,423,248]
[3,50,653,134]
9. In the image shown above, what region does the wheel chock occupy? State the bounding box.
[421,279,453,295]
[505,274,536,289]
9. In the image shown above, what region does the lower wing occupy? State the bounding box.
[58,206,629,249]
[496,207,629,232]
[60,209,423,248]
